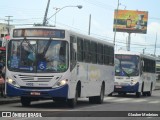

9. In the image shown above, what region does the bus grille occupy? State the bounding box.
[20,86,52,89]
[15,75,60,82]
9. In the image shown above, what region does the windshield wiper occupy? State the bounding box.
[41,38,52,58]
[21,38,35,53]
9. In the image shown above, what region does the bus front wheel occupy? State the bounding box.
[67,89,78,108]
[136,92,141,98]
[21,97,31,107]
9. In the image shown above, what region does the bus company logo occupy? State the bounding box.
[2,112,11,117]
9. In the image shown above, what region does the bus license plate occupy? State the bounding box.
[30,92,40,96]
[115,85,122,88]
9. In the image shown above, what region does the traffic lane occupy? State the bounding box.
[0,91,159,120]
[2,100,159,111]
[0,90,160,119]
[0,90,160,111]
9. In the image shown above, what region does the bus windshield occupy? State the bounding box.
[7,39,69,73]
[115,54,139,76]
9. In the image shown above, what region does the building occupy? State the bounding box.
[0,23,14,38]
[0,23,14,47]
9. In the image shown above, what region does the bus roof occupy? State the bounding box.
[11,26,114,47]
[115,50,156,61]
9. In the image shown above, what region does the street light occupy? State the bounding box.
[113,0,120,46]
[53,7,60,26]
[45,5,83,26]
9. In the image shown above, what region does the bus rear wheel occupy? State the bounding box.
[89,84,105,104]
[21,97,31,107]
[146,83,153,96]
[96,84,105,104]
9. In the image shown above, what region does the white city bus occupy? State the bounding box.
[114,50,156,97]
[6,26,114,107]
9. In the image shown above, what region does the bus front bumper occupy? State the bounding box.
[114,83,139,93]
[6,83,68,98]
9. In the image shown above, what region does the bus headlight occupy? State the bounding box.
[54,79,68,88]
[130,80,138,85]
[7,78,20,88]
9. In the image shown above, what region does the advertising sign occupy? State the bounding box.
[113,10,148,34]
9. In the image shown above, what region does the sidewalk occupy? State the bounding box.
[0,96,20,105]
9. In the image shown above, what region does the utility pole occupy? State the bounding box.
[113,0,120,46]
[43,0,50,26]
[143,48,146,54]
[127,33,131,51]
[88,14,91,35]
[5,16,13,35]
[53,7,60,27]
[154,32,157,56]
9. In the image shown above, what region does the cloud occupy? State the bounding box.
[147,22,160,33]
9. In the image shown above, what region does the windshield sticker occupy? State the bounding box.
[38,62,46,70]
[120,71,125,76]
[11,56,19,68]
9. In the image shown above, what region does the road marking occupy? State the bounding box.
[112,98,133,102]
[148,101,160,104]
[104,97,116,100]
[129,99,147,103]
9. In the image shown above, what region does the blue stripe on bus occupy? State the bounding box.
[7,84,68,98]
[114,83,139,93]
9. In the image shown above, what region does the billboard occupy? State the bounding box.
[113,10,148,34]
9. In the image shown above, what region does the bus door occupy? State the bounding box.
[69,36,78,97]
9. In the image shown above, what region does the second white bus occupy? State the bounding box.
[114,51,156,97]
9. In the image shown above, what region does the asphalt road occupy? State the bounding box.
[0,90,160,120]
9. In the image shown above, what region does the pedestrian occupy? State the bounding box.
[0,58,5,97]
[0,71,4,97]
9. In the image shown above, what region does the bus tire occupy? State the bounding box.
[142,92,147,96]
[53,97,66,103]
[141,82,145,96]
[89,83,105,104]
[96,83,105,104]
[136,92,141,98]
[67,89,78,108]
[89,97,95,103]
[147,83,153,96]
[118,92,126,95]
[21,97,31,107]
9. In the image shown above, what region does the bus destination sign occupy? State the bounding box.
[13,29,65,38]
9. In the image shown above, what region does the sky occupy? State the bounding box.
[1,0,160,56]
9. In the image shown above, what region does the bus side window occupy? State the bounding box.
[140,60,144,75]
